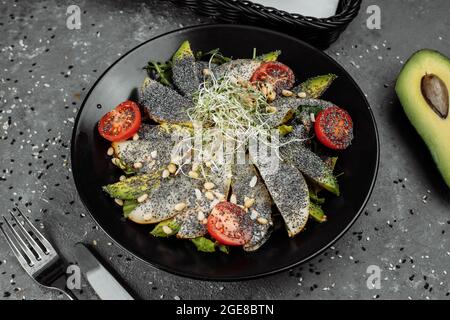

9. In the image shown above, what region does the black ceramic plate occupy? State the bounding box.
[71,24,379,281]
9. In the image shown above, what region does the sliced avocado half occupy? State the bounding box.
[395,49,450,188]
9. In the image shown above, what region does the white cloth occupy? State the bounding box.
[252,0,339,18]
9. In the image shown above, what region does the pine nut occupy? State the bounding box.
[162,225,172,234]
[188,171,199,179]
[114,198,124,206]
[267,90,276,102]
[132,133,139,141]
[119,175,126,181]
[282,89,293,97]
[261,85,268,96]
[230,194,237,204]
[202,68,211,76]
[162,169,170,178]
[137,193,148,203]
[244,197,255,208]
[249,175,257,188]
[194,188,202,200]
[204,182,215,190]
[174,202,186,211]
[150,150,157,159]
[197,211,205,221]
[133,162,143,169]
[298,91,307,98]
[205,191,215,201]
[167,163,177,174]
[107,147,114,156]
[257,217,268,225]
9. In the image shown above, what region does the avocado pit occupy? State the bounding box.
[421,73,449,119]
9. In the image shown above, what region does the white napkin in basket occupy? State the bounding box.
[252,0,339,18]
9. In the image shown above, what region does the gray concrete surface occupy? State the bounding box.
[0,0,449,300]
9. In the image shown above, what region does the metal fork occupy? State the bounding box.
[0,207,76,300]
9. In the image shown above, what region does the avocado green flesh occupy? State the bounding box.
[395,49,450,188]
[172,40,193,62]
[257,50,281,62]
[150,218,180,237]
[309,202,327,223]
[123,200,138,217]
[103,173,161,200]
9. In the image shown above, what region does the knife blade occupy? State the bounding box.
[73,243,134,300]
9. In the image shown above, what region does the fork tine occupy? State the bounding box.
[9,210,45,258]
[15,207,53,254]
[1,216,36,266]
[0,223,31,269]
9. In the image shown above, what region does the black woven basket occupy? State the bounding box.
[168,0,362,49]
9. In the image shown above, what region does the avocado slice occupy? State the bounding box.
[281,126,340,195]
[309,202,327,223]
[103,172,161,200]
[256,50,281,62]
[395,49,450,188]
[293,74,337,98]
[123,199,138,217]
[172,41,199,97]
[172,40,192,62]
[150,218,180,237]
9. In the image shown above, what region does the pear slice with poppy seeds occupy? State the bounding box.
[172,41,199,98]
[139,77,193,125]
[253,158,309,238]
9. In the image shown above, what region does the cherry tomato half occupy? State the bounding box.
[98,100,141,142]
[207,201,253,246]
[250,61,295,94]
[314,106,353,150]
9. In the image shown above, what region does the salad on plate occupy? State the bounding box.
[97,41,354,253]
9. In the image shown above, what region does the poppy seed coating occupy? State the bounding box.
[281,125,339,195]
[214,59,261,82]
[129,174,200,224]
[139,77,193,124]
[232,161,273,251]
[112,124,173,174]
[173,56,199,98]
[175,205,208,239]
[253,158,309,237]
